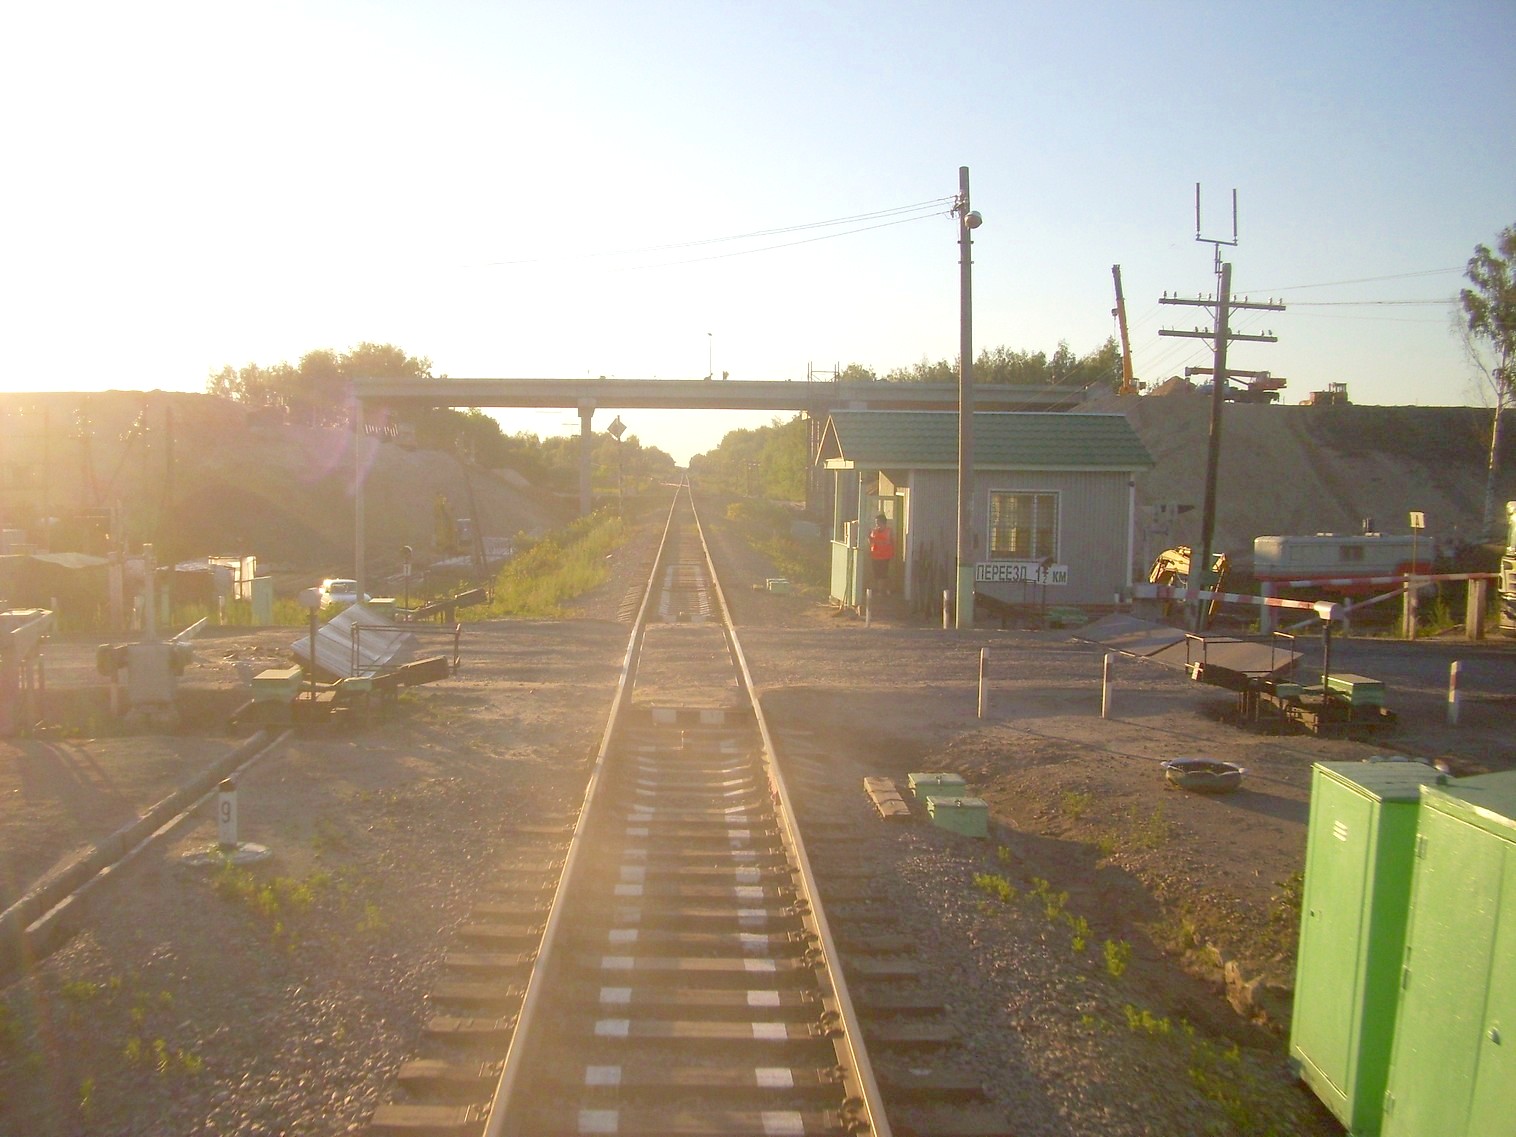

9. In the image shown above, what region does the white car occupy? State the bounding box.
[318,578,369,607]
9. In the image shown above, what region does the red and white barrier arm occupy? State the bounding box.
[1133,584,1326,612]
[1263,571,1498,588]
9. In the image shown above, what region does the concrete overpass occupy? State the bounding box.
[350,375,1089,593]
[352,375,1086,413]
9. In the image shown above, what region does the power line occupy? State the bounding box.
[612,212,942,270]
[1286,298,1454,307]
[1244,266,1463,292]
[473,197,955,268]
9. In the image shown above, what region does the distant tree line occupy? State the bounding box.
[206,343,675,493]
[690,415,810,502]
[837,337,1123,390]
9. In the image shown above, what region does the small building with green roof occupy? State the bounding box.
[816,410,1153,613]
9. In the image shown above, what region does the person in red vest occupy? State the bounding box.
[868,513,895,593]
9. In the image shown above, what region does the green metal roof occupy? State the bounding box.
[817,410,1153,470]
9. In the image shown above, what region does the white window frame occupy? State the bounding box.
[988,489,1060,561]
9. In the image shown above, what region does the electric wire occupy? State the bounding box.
[1286,298,1454,307]
[611,212,943,270]
[1243,266,1464,293]
[472,197,955,268]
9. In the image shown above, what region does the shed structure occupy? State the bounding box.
[816,410,1152,613]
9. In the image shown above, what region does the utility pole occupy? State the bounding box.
[954,166,983,630]
[1159,187,1284,631]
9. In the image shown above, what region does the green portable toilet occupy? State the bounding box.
[1290,760,1446,1136]
[1381,771,1516,1137]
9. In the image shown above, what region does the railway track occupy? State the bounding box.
[369,484,1009,1137]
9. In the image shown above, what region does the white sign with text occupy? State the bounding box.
[974,561,1069,586]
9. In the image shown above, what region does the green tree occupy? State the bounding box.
[690,415,808,501]
[837,363,878,382]
[206,342,433,426]
[882,356,956,384]
[1460,224,1516,536]
[860,340,1120,391]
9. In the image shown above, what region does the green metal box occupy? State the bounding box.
[251,665,305,703]
[1325,673,1387,708]
[1382,771,1516,1137]
[926,795,987,838]
[908,772,967,800]
[1290,761,1445,1136]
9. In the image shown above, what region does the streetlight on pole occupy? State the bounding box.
[954,166,983,630]
[706,332,713,381]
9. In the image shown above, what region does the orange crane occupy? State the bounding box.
[1111,264,1138,396]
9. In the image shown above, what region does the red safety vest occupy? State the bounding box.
[869,525,894,561]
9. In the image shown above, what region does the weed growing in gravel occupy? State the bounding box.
[1094,1005,1293,1136]
[1093,830,1119,857]
[1418,596,1457,636]
[78,1076,94,1117]
[1060,789,1093,820]
[995,845,1012,865]
[212,864,331,947]
[1122,1004,1172,1035]
[122,1036,202,1076]
[1066,913,1091,954]
[59,979,101,1003]
[972,872,1017,904]
[1189,1038,1250,1129]
[1128,804,1174,850]
[1103,938,1133,979]
[356,902,386,934]
[1270,869,1305,925]
[1029,877,1069,922]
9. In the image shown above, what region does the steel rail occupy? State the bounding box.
[479,489,683,1136]
[477,479,893,1136]
[687,486,893,1137]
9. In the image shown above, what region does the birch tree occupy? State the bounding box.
[1460,224,1516,536]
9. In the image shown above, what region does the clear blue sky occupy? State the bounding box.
[2,0,1512,463]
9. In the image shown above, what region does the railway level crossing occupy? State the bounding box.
[348,375,1080,599]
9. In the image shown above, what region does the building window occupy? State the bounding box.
[1339,544,1364,563]
[989,491,1058,559]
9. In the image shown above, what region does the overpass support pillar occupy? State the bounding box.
[578,400,595,516]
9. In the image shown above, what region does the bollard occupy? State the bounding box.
[943,589,951,630]
[864,588,872,628]
[1466,579,1488,640]
[217,778,238,850]
[1102,652,1112,719]
[182,777,270,867]
[1448,660,1462,726]
[977,648,988,719]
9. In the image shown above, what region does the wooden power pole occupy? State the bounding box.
[1159,187,1285,630]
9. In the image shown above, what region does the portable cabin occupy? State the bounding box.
[816,410,1152,613]
[1254,533,1426,591]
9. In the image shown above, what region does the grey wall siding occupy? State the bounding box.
[903,468,1133,606]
